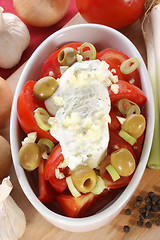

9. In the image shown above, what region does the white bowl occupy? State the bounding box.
[10,24,154,232]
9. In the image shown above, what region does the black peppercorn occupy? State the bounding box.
[145,221,152,228]
[125,208,131,215]
[139,207,146,214]
[136,196,143,202]
[155,219,160,226]
[152,204,160,212]
[137,220,143,226]
[145,211,153,219]
[152,195,160,203]
[145,203,152,211]
[148,192,155,199]
[123,225,130,233]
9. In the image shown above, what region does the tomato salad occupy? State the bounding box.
[17,42,147,218]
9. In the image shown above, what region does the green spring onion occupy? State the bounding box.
[66,176,81,198]
[142,0,160,169]
[106,164,120,182]
[91,176,105,195]
[118,99,140,116]
[118,129,137,146]
[120,57,139,74]
[79,42,96,60]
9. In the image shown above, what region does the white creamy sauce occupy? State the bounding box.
[45,60,114,170]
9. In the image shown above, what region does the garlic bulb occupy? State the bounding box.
[0,7,30,69]
[0,177,26,240]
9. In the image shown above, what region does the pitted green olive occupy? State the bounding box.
[33,76,59,101]
[71,165,97,193]
[58,47,78,66]
[19,143,42,171]
[111,148,135,177]
[122,114,146,139]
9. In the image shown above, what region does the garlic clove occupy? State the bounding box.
[0,177,26,240]
[0,7,30,69]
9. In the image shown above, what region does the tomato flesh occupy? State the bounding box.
[97,48,141,88]
[109,80,147,107]
[17,81,57,142]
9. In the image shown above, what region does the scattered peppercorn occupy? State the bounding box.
[145,221,152,228]
[152,195,160,203]
[123,191,160,233]
[139,207,146,214]
[136,196,143,202]
[145,211,153,219]
[125,208,131,215]
[155,219,160,226]
[123,225,130,233]
[148,192,155,199]
[151,204,159,212]
[145,203,152,211]
[137,220,143,226]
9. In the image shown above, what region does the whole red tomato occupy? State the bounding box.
[76,0,145,29]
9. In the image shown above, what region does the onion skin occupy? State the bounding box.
[0,77,13,128]
[13,0,70,27]
[0,136,12,179]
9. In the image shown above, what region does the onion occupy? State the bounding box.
[0,77,13,128]
[13,0,70,27]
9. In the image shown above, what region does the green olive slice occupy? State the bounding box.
[58,47,78,66]
[19,143,41,171]
[122,114,146,139]
[33,76,59,101]
[34,108,51,131]
[71,165,97,194]
[111,148,136,177]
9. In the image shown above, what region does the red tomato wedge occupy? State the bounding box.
[109,111,121,130]
[38,159,57,203]
[40,42,83,79]
[57,188,122,218]
[44,144,68,193]
[109,80,147,107]
[17,81,57,142]
[97,48,141,88]
[57,191,95,218]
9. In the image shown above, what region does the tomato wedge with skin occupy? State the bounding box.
[97,48,141,88]
[57,188,121,218]
[44,144,68,193]
[17,80,57,142]
[40,42,83,79]
[109,111,121,130]
[109,80,147,107]
[38,159,57,203]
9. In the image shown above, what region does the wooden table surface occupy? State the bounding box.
[1,13,160,240]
